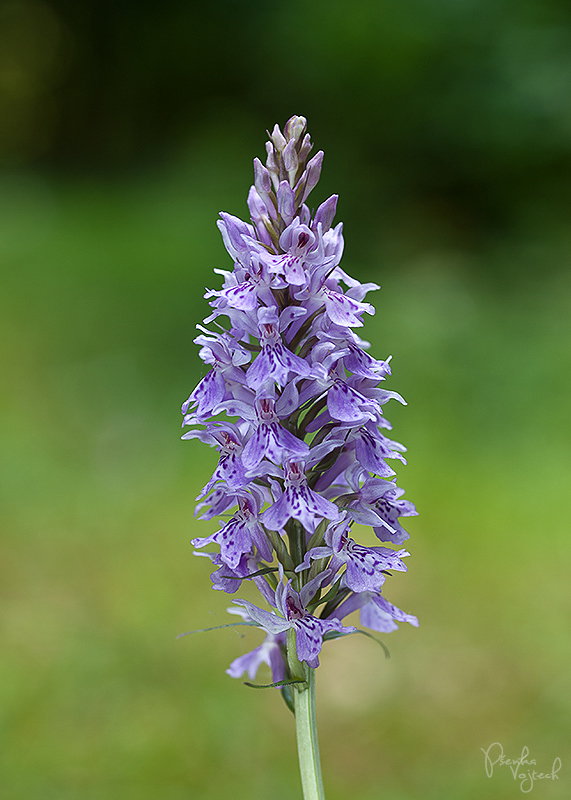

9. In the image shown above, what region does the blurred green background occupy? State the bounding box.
[1,1,570,798]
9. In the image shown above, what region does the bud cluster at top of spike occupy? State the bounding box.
[249,115,324,250]
[181,116,418,683]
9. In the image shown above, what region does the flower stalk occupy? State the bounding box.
[286,629,324,799]
[294,667,325,800]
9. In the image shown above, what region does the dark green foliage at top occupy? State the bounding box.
[2,0,571,277]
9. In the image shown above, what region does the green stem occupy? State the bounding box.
[294,666,325,800]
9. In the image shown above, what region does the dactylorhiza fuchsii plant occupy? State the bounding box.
[180,116,418,800]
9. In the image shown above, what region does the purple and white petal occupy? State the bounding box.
[226,630,287,682]
[182,369,226,417]
[343,543,409,593]
[322,288,374,328]
[217,281,259,311]
[360,594,419,633]
[328,382,377,423]
[231,599,291,635]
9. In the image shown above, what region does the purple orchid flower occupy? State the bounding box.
[261,459,341,534]
[262,218,333,287]
[246,306,311,390]
[181,117,418,702]
[182,422,250,497]
[345,464,418,545]
[192,490,272,569]
[233,571,353,668]
[241,396,309,470]
[296,515,410,593]
[181,329,250,420]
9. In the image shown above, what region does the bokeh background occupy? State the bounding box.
[1,1,570,798]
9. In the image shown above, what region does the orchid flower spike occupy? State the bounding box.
[180,116,418,799]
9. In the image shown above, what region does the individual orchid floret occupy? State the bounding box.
[261,459,341,534]
[241,396,309,470]
[327,378,383,423]
[296,150,324,205]
[191,492,273,569]
[277,180,296,225]
[233,571,353,668]
[246,306,311,390]
[182,422,249,496]
[296,515,410,593]
[206,253,274,312]
[262,218,332,287]
[321,286,375,328]
[352,423,405,477]
[345,465,418,545]
[253,158,277,218]
[247,186,275,248]
[216,212,256,263]
[181,329,250,420]
[342,343,392,380]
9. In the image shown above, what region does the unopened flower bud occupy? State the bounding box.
[253,157,272,194]
[294,150,323,206]
[313,194,338,232]
[300,150,324,202]
[283,115,307,145]
[298,133,313,165]
[277,180,296,226]
[247,186,274,248]
[265,141,279,184]
[283,139,300,184]
[270,123,287,152]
